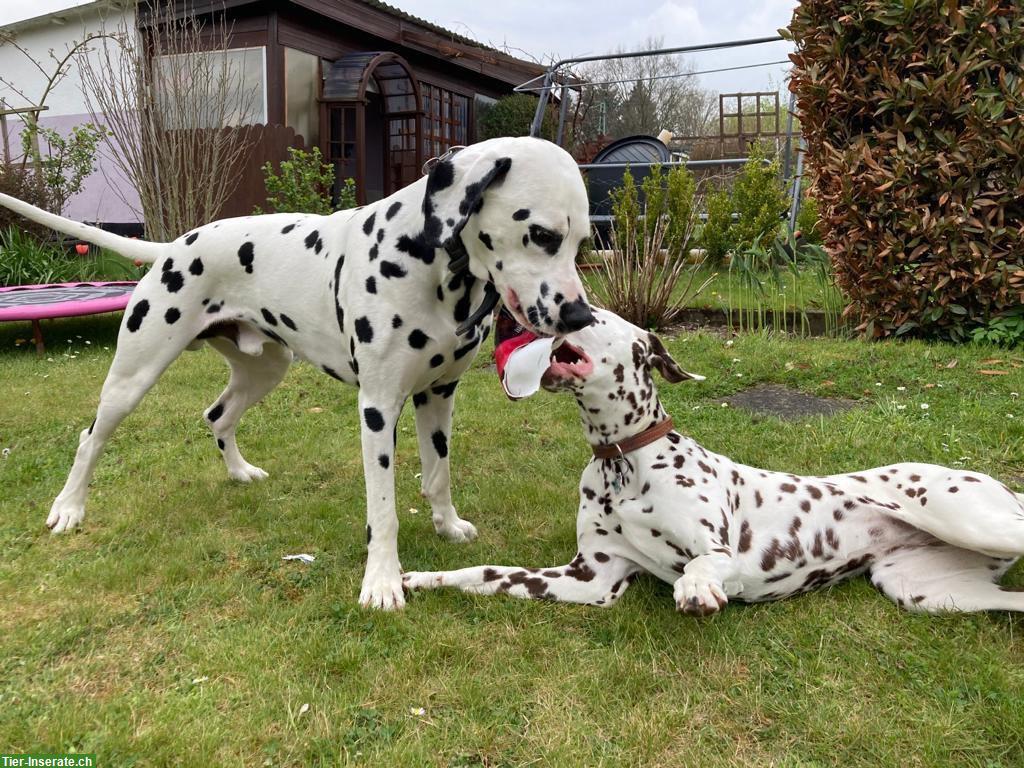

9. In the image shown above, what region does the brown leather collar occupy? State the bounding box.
[592,417,675,460]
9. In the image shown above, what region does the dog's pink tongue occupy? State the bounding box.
[495,331,553,400]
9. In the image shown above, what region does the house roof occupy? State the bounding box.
[361,0,492,52]
[148,0,545,88]
[0,0,128,32]
[306,0,546,87]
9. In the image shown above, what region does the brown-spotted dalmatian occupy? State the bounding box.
[0,137,596,610]
[405,308,1024,614]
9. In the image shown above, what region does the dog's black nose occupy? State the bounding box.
[557,299,595,333]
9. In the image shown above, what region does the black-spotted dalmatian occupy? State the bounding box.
[0,136,596,610]
[405,308,1024,614]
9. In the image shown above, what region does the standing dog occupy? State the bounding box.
[1,137,595,609]
[405,309,1024,614]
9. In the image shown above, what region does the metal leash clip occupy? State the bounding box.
[421,145,467,176]
[609,444,628,493]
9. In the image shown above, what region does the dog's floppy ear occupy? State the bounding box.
[648,333,705,383]
[422,150,512,248]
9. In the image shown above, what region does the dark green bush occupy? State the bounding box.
[640,163,697,260]
[477,94,556,142]
[788,0,1024,340]
[700,189,734,264]
[795,187,822,245]
[730,141,787,252]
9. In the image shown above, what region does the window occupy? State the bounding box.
[285,48,319,146]
[421,84,469,159]
[153,47,266,129]
[326,105,357,185]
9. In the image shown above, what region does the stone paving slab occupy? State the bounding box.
[724,384,857,420]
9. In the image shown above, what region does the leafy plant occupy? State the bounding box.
[255,146,355,215]
[587,166,712,329]
[725,229,847,337]
[700,189,734,264]
[970,308,1024,347]
[607,166,640,250]
[639,163,697,261]
[0,226,139,287]
[730,141,787,253]
[664,162,697,258]
[788,0,1024,340]
[20,122,108,214]
[476,93,556,141]
[795,186,822,245]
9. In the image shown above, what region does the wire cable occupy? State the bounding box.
[515,60,792,93]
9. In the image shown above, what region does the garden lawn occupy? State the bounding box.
[583,263,844,315]
[1,313,1023,767]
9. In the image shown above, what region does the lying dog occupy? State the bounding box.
[0,137,595,610]
[405,308,1024,614]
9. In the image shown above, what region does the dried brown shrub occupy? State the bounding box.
[787,0,1024,340]
[0,165,52,242]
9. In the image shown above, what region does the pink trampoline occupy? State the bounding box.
[0,281,137,354]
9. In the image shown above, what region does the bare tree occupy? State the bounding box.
[76,1,258,241]
[0,30,112,157]
[573,38,717,143]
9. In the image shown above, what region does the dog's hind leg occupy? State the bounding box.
[412,381,477,543]
[869,545,1024,613]
[204,334,292,482]
[47,298,195,533]
[855,467,1024,558]
[404,551,640,606]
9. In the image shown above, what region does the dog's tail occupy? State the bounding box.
[0,192,167,264]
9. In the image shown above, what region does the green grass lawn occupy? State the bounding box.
[583,262,847,335]
[1,313,1023,766]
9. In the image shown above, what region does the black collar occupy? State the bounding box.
[446,235,500,336]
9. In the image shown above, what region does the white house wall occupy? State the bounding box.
[0,2,141,225]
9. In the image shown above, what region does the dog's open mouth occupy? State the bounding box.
[541,338,592,387]
[495,306,591,397]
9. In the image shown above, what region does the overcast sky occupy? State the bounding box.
[0,0,800,94]
[398,0,799,94]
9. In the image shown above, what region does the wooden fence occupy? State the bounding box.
[218,123,306,219]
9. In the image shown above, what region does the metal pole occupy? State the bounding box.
[529,69,554,138]
[555,80,570,147]
[577,158,768,170]
[546,34,783,69]
[782,90,796,182]
[788,137,805,232]
[0,98,8,164]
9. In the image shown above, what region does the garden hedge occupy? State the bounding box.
[787,0,1024,339]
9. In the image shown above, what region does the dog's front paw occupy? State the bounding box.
[434,515,478,543]
[46,498,85,534]
[674,575,728,617]
[403,571,445,591]
[228,461,268,483]
[360,568,406,610]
